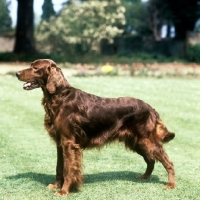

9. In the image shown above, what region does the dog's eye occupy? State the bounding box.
[33,67,38,71]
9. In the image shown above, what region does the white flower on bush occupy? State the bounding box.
[36,0,126,54]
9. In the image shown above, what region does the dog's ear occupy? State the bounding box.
[46,61,67,94]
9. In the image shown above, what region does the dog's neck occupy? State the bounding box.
[42,78,71,99]
[59,78,71,90]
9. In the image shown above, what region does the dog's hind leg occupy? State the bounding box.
[137,156,155,179]
[133,142,155,179]
[135,139,175,189]
[55,141,83,196]
[154,148,175,189]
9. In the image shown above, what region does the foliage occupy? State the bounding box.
[62,0,78,6]
[41,0,56,21]
[0,51,187,64]
[0,75,200,199]
[165,0,200,40]
[0,51,184,64]
[36,0,126,55]
[187,44,200,63]
[122,0,151,36]
[0,0,12,36]
[0,52,53,62]
[121,0,200,41]
[146,0,169,40]
[121,0,173,40]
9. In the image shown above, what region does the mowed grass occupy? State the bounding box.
[0,73,200,200]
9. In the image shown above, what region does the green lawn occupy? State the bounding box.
[0,74,200,200]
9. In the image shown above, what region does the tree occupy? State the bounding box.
[14,0,36,54]
[166,0,200,40]
[146,0,200,40]
[37,0,126,54]
[0,0,12,36]
[62,0,77,6]
[122,0,151,36]
[122,0,170,40]
[63,0,87,5]
[122,0,200,41]
[146,0,171,41]
[41,0,56,21]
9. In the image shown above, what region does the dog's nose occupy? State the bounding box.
[16,71,20,78]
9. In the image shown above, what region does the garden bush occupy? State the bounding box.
[187,44,200,63]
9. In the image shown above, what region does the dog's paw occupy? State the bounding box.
[136,174,150,179]
[55,189,69,196]
[47,184,58,190]
[165,183,176,189]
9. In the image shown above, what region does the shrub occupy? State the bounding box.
[36,1,126,55]
[187,44,200,63]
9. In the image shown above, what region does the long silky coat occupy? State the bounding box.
[16,59,175,196]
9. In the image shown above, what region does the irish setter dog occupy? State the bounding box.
[16,59,175,196]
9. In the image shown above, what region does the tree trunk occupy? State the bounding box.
[167,0,199,41]
[151,10,162,41]
[174,20,196,40]
[14,0,36,54]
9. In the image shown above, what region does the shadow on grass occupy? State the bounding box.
[6,171,165,186]
[84,171,165,185]
[6,172,54,186]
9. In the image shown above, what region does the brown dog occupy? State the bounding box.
[16,59,175,196]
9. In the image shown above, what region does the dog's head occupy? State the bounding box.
[16,59,68,94]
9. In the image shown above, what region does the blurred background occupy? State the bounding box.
[1,0,200,73]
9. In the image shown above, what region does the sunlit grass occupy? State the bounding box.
[0,74,200,199]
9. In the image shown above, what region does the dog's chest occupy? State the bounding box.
[42,97,62,125]
[43,97,63,140]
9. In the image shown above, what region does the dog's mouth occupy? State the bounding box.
[23,82,40,90]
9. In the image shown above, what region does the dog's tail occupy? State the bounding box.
[155,119,175,143]
[161,131,175,143]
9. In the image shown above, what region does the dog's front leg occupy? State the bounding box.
[47,144,63,190]
[55,141,83,196]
